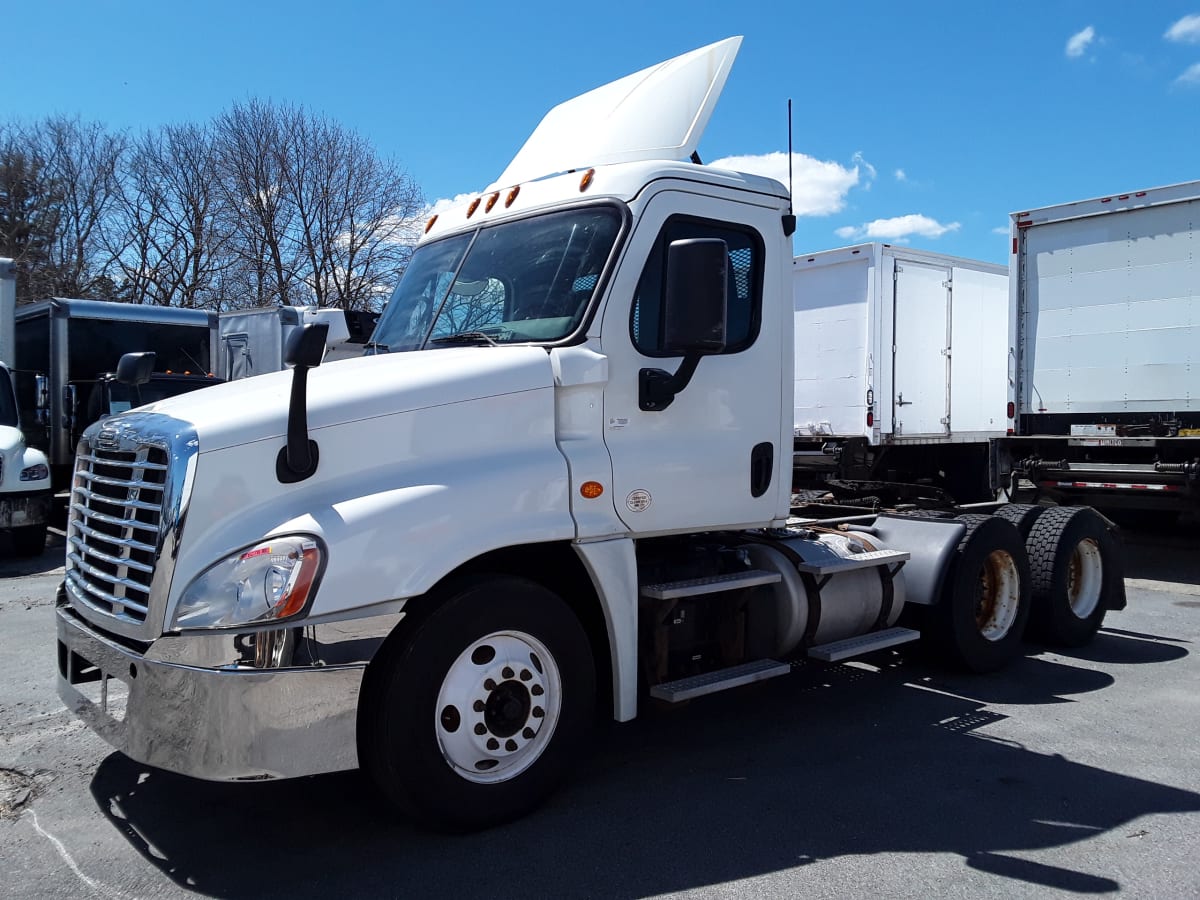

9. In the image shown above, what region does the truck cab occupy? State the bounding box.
[0,361,51,555]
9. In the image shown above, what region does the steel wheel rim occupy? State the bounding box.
[975,549,1021,641]
[436,630,562,784]
[1068,538,1103,619]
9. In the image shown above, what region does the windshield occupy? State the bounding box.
[0,368,17,428]
[372,206,622,352]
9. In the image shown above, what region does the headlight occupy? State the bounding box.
[173,536,324,630]
[20,464,49,482]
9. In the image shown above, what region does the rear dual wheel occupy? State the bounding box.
[932,514,1032,672]
[1025,506,1120,647]
[360,575,595,831]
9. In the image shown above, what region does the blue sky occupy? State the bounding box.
[5,1,1199,264]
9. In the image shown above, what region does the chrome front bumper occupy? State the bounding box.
[56,607,368,781]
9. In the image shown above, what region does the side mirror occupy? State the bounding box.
[116,352,156,386]
[662,238,728,355]
[639,238,729,412]
[34,374,50,425]
[284,323,328,368]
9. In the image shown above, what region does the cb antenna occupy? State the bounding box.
[782,98,797,236]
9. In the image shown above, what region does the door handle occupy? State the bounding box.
[897,392,913,406]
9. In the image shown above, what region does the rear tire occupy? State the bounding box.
[360,575,595,831]
[993,503,1046,540]
[1025,506,1119,647]
[931,514,1032,672]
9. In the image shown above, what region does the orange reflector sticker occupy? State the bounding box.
[580,481,604,499]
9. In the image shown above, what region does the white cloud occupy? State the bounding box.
[1176,62,1200,85]
[835,214,962,242]
[1165,14,1200,43]
[991,226,1010,236]
[851,151,877,182]
[1066,25,1096,59]
[708,151,864,216]
[895,168,907,182]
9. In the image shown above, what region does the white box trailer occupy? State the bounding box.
[1001,181,1200,517]
[219,306,379,380]
[792,243,1009,501]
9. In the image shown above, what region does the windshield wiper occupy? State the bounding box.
[430,331,500,346]
[364,341,391,354]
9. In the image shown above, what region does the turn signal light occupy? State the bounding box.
[580,481,604,499]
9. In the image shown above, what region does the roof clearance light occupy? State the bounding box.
[579,168,595,192]
[485,191,500,213]
[467,197,481,218]
[506,185,520,207]
[425,214,438,234]
[580,481,604,499]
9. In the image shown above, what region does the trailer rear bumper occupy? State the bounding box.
[56,606,365,781]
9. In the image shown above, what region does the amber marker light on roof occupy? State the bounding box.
[485,192,500,213]
[580,481,604,499]
[579,168,595,192]
[506,185,520,207]
[467,197,481,218]
[424,214,438,233]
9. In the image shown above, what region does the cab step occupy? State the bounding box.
[649,659,791,703]
[807,626,920,662]
[795,549,910,577]
[640,569,781,601]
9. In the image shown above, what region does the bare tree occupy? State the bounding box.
[32,116,127,298]
[111,124,235,308]
[217,100,423,311]
[0,122,62,301]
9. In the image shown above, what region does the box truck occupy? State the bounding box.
[1000,182,1200,521]
[15,298,221,489]
[792,244,1008,503]
[219,306,380,380]
[55,38,1124,830]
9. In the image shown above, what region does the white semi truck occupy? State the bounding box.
[999,182,1200,521]
[55,38,1124,830]
[792,244,1008,503]
[0,259,53,556]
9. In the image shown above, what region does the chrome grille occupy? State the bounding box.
[66,445,170,625]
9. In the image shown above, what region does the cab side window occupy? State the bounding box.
[631,216,763,356]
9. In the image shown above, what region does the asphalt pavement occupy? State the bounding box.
[1,525,1198,899]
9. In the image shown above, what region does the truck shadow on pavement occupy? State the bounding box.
[87,633,1200,899]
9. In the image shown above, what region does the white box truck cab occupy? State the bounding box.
[0,361,52,555]
[56,38,1125,830]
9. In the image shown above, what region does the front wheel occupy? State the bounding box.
[10,524,47,558]
[360,575,595,831]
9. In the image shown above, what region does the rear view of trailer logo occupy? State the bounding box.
[626,489,652,512]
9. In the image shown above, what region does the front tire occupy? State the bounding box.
[360,575,595,831]
[10,524,47,558]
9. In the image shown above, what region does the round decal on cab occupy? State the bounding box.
[626,489,652,513]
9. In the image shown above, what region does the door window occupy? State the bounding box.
[630,217,763,357]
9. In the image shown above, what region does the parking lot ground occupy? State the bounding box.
[1,526,1198,899]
